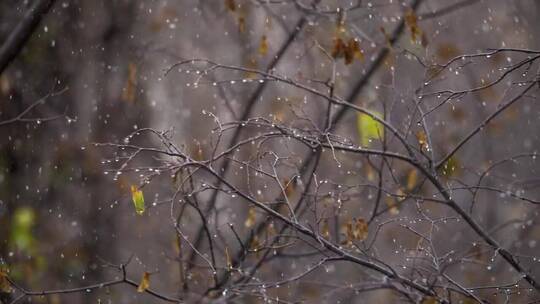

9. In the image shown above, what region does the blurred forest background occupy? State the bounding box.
[1,0,540,303]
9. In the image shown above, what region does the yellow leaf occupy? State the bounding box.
[131,185,145,215]
[439,156,460,178]
[258,35,268,56]
[121,63,137,103]
[244,207,256,228]
[416,131,428,151]
[406,169,418,191]
[137,272,151,293]
[357,111,384,147]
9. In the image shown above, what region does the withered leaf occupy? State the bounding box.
[238,16,245,33]
[404,9,422,43]
[331,37,346,59]
[122,63,137,103]
[436,43,460,61]
[0,269,12,293]
[225,0,236,12]
[343,218,355,246]
[344,38,364,64]
[353,218,368,241]
[283,178,295,199]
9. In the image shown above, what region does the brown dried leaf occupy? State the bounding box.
[344,38,363,65]
[122,63,137,103]
[350,39,364,61]
[404,9,422,43]
[342,218,355,246]
[150,7,178,32]
[331,37,346,59]
[353,218,368,241]
[238,16,245,33]
[283,178,295,199]
[225,0,236,12]
[450,106,467,122]
[436,43,460,61]
[0,269,12,293]
[421,32,429,48]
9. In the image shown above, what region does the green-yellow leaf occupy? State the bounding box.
[131,185,145,215]
[357,111,384,147]
[439,156,460,178]
[10,207,36,252]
